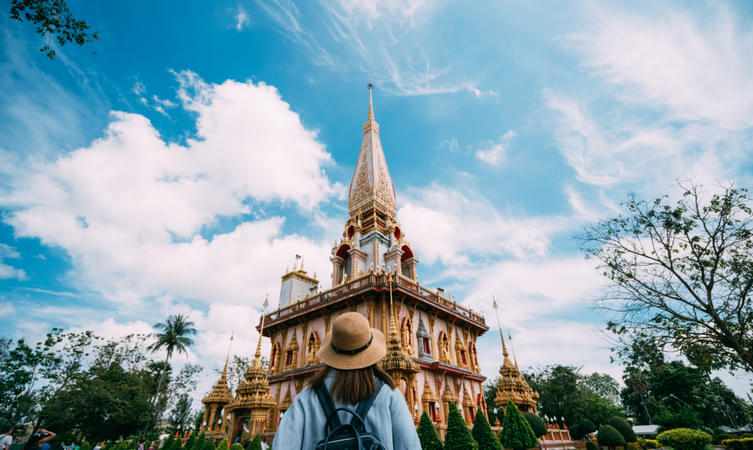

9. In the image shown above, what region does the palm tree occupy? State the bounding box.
[146,314,197,432]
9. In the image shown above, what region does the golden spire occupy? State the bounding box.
[380,271,418,374]
[492,296,509,360]
[254,294,269,361]
[367,82,375,123]
[222,332,233,378]
[348,83,397,229]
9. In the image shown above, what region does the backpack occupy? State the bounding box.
[314,379,386,450]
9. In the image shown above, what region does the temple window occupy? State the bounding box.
[429,403,437,422]
[423,337,431,354]
[468,407,475,423]
[285,350,293,366]
[306,332,320,364]
[460,349,467,365]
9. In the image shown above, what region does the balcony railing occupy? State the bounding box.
[263,271,486,326]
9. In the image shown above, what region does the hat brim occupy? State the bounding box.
[318,328,386,370]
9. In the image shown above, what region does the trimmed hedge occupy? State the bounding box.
[637,437,659,449]
[499,400,539,450]
[722,438,753,450]
[245,436,261,450]
[585,441,598,450]
[597,424,625,449]
[656,428,711,450]
[471,409,501,450]
[523,412,548,438]
[609,417,637,443]
[417,411,443,450]
[444,402,478,450]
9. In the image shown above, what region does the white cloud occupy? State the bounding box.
[436,138,459,152]
[0,72,335,308]
[235,6,250,31]
[0,243,26,280]
[570,5,753,130]
[475,130,515,166]
[398,184,560,266]
[0,302,16,315]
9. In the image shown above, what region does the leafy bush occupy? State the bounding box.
[626,442,641,450]
[416,411,443,450]
[445,403,478,450]
[245,436,261,450]
[471,409,501,450]
[609,417,637,442]
[215,438,229,450]
[499,400,538,450]
[79,442,92,450]
[572,419,597,440]
[229,444,242,450]
[637,438,659,449]
[722,438,753,450]
[657,428,711,450]
[597,424,626,450]
[523,412,548,438]
[586,441,598,450]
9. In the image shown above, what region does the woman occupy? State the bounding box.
[22,429,56,450]
[272,312,420,449]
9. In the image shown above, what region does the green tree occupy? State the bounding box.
[417,411,443,450]
[570,419,596,440]
[523,412,548,438]
[471,409,501,450]
[608,417,636,442]
[146,315,197,433]
[170,395,192,435]
[245,435,261,450]
[9,0,100,58]
[229,444,242,450]
[525,365,624,426]
[499,401,538,450]
[580,184,753,373]
[444,402,477,450]
[216,437,229,450]
[597,424,625,450]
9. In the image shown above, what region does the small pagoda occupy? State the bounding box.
[200,352,233,436]
[492,299,539,413]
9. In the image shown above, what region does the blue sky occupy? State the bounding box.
[2,0,753,399]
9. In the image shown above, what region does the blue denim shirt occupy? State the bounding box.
[272,371,421,450]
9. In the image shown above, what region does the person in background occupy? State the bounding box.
[0,425,14,450]
[23,429,56,450]
[92,442,102,450]
[147,442,155,450]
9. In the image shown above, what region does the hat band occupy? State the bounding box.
[331,334,373,355]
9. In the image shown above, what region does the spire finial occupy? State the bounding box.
[492,296,509,359]
[255,294,269,360]
[367,82,375,123]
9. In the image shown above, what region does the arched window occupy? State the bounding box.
[335,244,352,284]
[306,331,320,365]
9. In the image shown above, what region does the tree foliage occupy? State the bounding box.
[444,402,477,450]
[471,409,501,450]
[523,412,548,438]
[9,0,99,58]
[570,419,597,440]
[416,411,443,450]
[608,417,636,443]
[525,365,624,426]
[580,184,753,373]
[245,435,261,450]
[597,424,625,450]
[499,400,538,450]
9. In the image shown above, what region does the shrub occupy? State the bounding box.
[417,411,443,450]
[722,438,753,450]
[586,441,598,450]
[609,417,637,443]
[201,439,215,450]
[572,419,597,440]
[229,444,242,450]
[657,428,711,450]
[215,438,228,450]
[626,442,641,450]
[444,402,478,450]
[244,436,261,450]
[499,400,539,450]
[637,438,659,449]
[167,439,182,450]
[597,424,626,450]
[471,409,501,450]
[79,442,92,450]
[523,412,548,438]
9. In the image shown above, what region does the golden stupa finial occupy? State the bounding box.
[492,296,509,359]
[388,271,398,341]
[223,331,234,376]
[367,82,375,123]
[255,294,269,360]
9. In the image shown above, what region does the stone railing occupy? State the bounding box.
[263,271,486,326]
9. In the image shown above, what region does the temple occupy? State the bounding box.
[200,86,494,440]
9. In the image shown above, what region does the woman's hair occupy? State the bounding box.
[308,364,396,404]
[22,432,44,450]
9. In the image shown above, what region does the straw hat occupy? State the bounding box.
[318,312,386,370]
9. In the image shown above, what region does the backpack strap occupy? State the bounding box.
[353,378,384,424]
[315,382,342,430]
